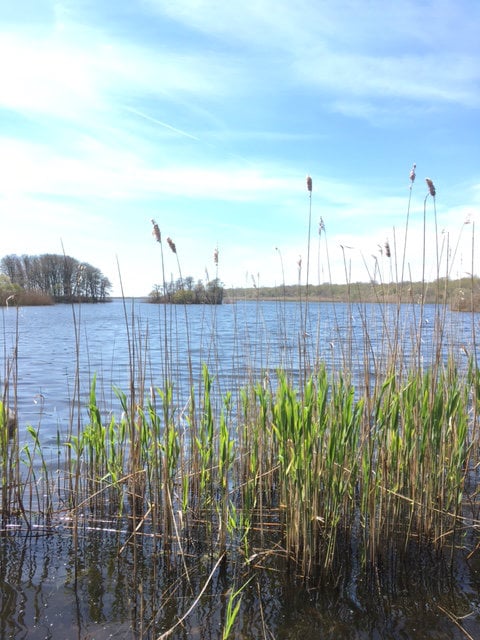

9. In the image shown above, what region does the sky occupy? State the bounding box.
[0,0,479,297]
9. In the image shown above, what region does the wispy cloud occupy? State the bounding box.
[300,50,480,108]
[151,0,480,110]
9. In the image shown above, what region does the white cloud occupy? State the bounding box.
[0,25,239,125]
[0,133,301,203]
[1,0,478,297]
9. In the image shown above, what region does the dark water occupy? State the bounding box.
[1,524,480,639]
[1,300,480,638]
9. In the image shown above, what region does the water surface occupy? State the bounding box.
[1,299,479,639]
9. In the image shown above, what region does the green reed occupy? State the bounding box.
[368,363,471,552]
[265,368,365,573]
[195,364,215,507]
[222,576,252,640]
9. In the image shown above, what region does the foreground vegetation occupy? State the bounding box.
[2,353,478,574]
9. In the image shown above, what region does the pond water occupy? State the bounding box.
[1,299,480,639]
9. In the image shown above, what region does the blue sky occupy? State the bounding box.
[1,0,479,296]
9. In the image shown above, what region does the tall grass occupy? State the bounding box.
[1,305,22,522]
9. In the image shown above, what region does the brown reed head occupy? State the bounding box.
[151,219,161,242]
[306,175,312,192]
[385,241,391,258]
[409,163,416,183]
[425,178,436,197]
[214,247,219,265]
[167,237,177,254]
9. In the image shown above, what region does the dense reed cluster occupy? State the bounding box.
[1,345,479,594]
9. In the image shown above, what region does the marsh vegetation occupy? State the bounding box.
[1,172,480,638]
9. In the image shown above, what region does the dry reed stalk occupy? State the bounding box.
[300,176,314,384]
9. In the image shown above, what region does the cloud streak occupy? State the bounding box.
[124,107,201,141]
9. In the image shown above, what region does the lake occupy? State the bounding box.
[1,299,480,639]
[2,299,477,443]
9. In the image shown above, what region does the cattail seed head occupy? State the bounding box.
[151,219,161,243]
[213,247,219,265]
[409,163,416,183]
[306,175,312,192]
[385,241,391,258]
[425,178,436,197]
[167,237,177,254]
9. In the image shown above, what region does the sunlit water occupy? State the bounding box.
[1,300,480,639]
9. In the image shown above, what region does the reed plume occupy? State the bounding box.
[151,219,161,243]
[409,163,416,183]
[425,178,436,197]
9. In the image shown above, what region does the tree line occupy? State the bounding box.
[149,277,224,304]
[225,277,480,310]
[0,254,112,304]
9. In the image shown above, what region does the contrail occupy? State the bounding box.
[125,106,200,141]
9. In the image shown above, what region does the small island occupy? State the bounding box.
[148,277,224,304]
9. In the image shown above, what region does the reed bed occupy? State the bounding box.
[1,170,480,637]
[1,334,479,579]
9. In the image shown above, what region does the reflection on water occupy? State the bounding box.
[1,525,480,639]
[1,300,480,638]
